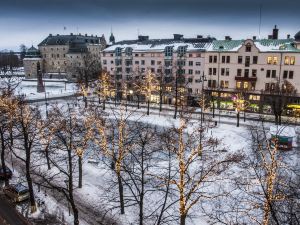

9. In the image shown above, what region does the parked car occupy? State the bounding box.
[4,184,30,203]
[0,166,12,179]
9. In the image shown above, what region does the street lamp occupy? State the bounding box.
[198,72,207,156]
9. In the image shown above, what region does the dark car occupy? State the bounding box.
[0,166,12,179]
[4,184,29,203]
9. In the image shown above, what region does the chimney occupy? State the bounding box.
[49,34,52,37]
[287,34,291,39]
[197,35,203,39]
[70,33,73,36]
[268,35,273,39]
[173,34,184,40]
[138,35,149,42]
[56,34,59,36]
[85,34,87,37]
[273,25,279,39]
[225,36,232,41]
[253,36,257,40]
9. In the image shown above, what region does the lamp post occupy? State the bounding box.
[198,72,207,156]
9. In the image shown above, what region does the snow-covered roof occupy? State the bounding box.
[207,39,300,52]
[270,125,296,137]
[103,37,215,53]
[104,38,300,53]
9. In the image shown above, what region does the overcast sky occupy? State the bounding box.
[0,0,299,50]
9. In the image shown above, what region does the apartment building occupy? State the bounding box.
[102,27,300,114]
[102,34,215,104]
[24,33,106,80]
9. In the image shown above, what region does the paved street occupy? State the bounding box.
[0,193,30,225]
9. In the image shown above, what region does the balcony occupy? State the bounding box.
[235,76,257,82]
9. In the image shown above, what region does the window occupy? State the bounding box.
[244,69,249,77]
[165,46,173,57]
[209,68,212,75]
[151,68,155,73]
[238,56,243,64]
[135,54,139,57]
[245,56,250,67]
[236,81,242,89]
[157,61,162,65]
[226,68,229,76]
[266,70,271,78]
[141,60,145,65]
[196,62,201,66]
[195,70,201,74]
[188,77,193,83]
[226,56,230,63]
[221,68,225,76]
[273,57,278,65]
[237,69,242,76]
[284,56,290,65]
[115,59,122,66]
[289,71,294,79]
[188,69,193,75]
[291,56,295,65]
[244,82,249,89]
[213,56,217,63]
[252,69,257,77]
[151,53,155,57]
[189,53,193,57]
[267,56,273,64]
[246,44,251,52]
[222,56,226,63]
[224,81,229,88]
[253,56,258,64]
[177,46,187,56]
[165,60,172,67]
[125,47,132,56]
[115,47,122,57]
[189,61,193,66]
[126,68,131,73]
[283,70,288,79]
[213,68,217,75]
[135,61,139,65]
[209,56,213,63]
[151,60,155,65]
[103,60,107,65]
[177,60,185,66]
[125,60,132,66]
[272,70,276,78]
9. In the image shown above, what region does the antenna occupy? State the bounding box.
[110,25,113,34]
[137,28,140,36]
[259,4,262,39]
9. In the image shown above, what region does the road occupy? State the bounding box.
[0,193,31,225]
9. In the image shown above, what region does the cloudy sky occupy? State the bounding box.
[0,0,299,50]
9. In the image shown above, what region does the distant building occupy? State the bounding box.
[23,33,107,80]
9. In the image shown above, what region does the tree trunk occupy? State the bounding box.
[103,99,106,111]
[159,92,163,112]
[180,213,187,225]
[147,99,150,115]
[25,146,36,213]
[137,95,140,109]
[45,145,51,170]
[84,96,87,108]
[212,98,215,118]
[0,129,9,187]
[78,156,82,188]
[117,172,125,214]
[139,147,145,225]
[70,201,79,225]
[237,111,240,127]
[244,111,246,122]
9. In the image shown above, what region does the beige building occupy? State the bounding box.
[24,33,106,80]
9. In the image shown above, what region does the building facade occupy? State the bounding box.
[24,33,107,80]
[102,27,300,115]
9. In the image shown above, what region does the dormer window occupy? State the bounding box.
[177,46,187,57]
[115,47,122,57]
[125,47,133,56]
[165,46,173,57]
[246,43,252,52]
